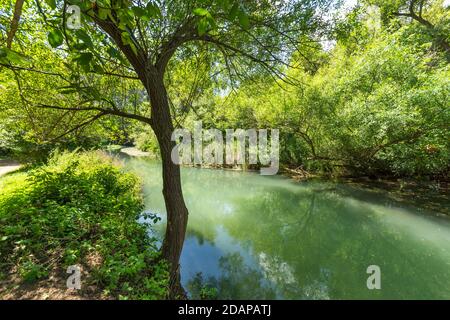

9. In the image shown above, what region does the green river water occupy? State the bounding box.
[123,155,450,299]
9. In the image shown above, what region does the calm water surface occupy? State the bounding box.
[123,156,450,299]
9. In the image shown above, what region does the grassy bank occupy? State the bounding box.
[0,151,168,300]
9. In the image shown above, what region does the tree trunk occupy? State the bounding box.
[145,70,189,299]
[7,0,25,48]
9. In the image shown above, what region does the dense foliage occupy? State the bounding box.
[175,1,450,179]
[0,151,168,299]
[0,0,448,300]
[1,1,447,176]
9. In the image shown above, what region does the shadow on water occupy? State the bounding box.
[121,155,450,299]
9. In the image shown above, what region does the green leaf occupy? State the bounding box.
[48,29,64,48]
[72,42,88,51]
[92,64,104,74]
[117,8,134,29]
[217,0,231,10]
[193,8,210,17]
[75,29,93,48]
[140,15,152,22]
[74,52,93,66]
[121,32,132,46]
[132,6,147,18]
[120,32,138,55]
[197,18,209,36]
[132,6,152,21]
[146,2,161,18]
[44,0,56,10]
[238,11,250,30]
[107,47,119,58]
[229,3,239,20]
[98,8,110,20]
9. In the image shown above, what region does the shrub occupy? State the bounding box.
[0,151,168,299]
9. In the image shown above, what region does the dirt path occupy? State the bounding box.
[0,159,21,177]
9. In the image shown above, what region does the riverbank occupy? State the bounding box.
[127,145,447,188]
[323,177,449,218]
[123,146,449,218]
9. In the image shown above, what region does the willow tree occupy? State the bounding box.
[3,0,332,295]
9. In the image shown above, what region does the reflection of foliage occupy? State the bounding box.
[186,273,218,300]
[128,158,450,299]
[222,183,450,299]
[186,253,276,300]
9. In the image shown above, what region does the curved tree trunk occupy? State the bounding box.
[145,71,189,298]
[67,2,192,299]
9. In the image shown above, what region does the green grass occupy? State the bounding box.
[0,151,168,299]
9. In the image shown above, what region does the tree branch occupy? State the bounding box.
[6,0,25,48]
[35,103,153,125]
[48,112,107,142]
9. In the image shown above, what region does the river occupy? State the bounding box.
[122,155,450,299]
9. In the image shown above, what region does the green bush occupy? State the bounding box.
[132,124,160,156]
[0,151,168,299]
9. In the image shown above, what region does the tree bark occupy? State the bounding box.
[145,69,189,299]
[7,0,25,48]
[91,13,190,298]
